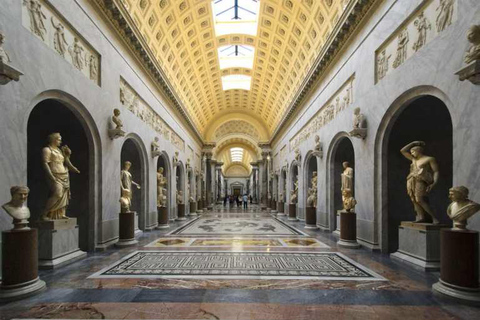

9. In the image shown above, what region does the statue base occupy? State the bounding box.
[337,211,360,248]
[0,229,46,301]
[116,212,138,247]
[156,207,169,229]
[189,202,197,216]
[456,60,480,85]
[391,222,449,271]
[108,128,126,140]
[35,218,87,269]
[432,229,480,302]
[271,200,277,210]
[176,204,187,221]
[349,128,367,139]
[0,60,23,85]
[277,202,285,216]
[305,206,318,229]
[288,204,297,221]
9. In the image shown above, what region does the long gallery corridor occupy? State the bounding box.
[1,205,479,319]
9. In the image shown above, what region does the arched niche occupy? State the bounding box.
[382,95,452,253]
[288,162,299,205]
[120,137,147,232]
[157,152,171,213]
[27,98,99,252]
[329,135,355,232]
[304,152,318,206]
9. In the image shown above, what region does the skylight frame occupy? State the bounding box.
[218,45,255,70]
[221,74,251,91]
[211,0,260,37]
[230,147,244,162]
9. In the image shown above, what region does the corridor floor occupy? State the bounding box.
[1,204,479,320]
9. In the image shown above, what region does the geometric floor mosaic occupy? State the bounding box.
[89,251,385,281]
[167,217,307,237]
[145,237,330,248]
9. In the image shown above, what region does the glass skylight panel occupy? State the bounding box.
[212,0,260,37]
[221,75,251,90]
[230,147,244,162]
[218,45,255,69]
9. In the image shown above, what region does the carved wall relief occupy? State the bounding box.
[375,0,457,83]
[21,0,101,85]
[120,77,185,151]
[289,75,354,151]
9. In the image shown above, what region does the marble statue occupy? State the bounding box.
[393,28,409,68]
[350,108,367,139]
[279,193,284,202]
[0,32,11,63]
[89,55,98,81]
[413,12,431,52]
[121,161,140,206]
[341,161,353,198]
[401,141,440,224]
[109,108,126,139]
[69,37,84,71]
[24,0,47,41]
[176,190,183,204]
[151,137,161,158]
[294,148,301,163]
[436,0,454,33]
[377,49,390,80]
[2,186,31,230]
[119,189,131,213]
[314,135,323,157]
[464,25,480,64]
[41,133,80,220]
[157,167,167,207]
[447,186,480,230]
[51,17,68,57]
[173,151,179,166]
[311,171,318,188]
[290,190,298,204]
[306,187,317,208]
[342,188,357,212]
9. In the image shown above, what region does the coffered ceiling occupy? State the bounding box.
[113,0,352,138]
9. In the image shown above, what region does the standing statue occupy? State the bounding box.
[121,161,141,207]
[393,28,409,68]
[412,12,431,52]
[51,17,68,57]
[306,187,317,208]
[173,151,179,166]
[342,188,357,212]
[89,55,98,81]
[279,192,284,202]
[436,0,454,33]
[464,25,480,64]
[290,190,298,204]
[341,161,353,199]
[119,189,131,213]
[447,186,480,230]
[157,167,167,207]
[151,137,161,158]
[377,49,391,80]
[0,32,11,63]
[24,0,47,41]
[41,133,80,220]
[2,186,31,230]
[176,190,184,204]
[69,37,85,71]
[401,141,440,224]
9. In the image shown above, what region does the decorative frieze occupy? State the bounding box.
[22,0,101,85]
[289,75,354,151]
[120,77,185,151]
[375,0,457,83]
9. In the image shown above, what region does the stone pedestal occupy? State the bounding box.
[391,222,448,270]
[305,207,318,229]
[177,204,186,221]
[0,229,46,301]
[156,206,169,229]
[288,204,297,221]
[116,212,138,247]
[189,202,197,216]
[35,218,87,269]
[433,229,480,302]
[277,202,285,215]
[337,211,360,248]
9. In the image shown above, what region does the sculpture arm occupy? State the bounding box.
[42,148,56,182]
[400,141,424,160]
[426,158,440,192]
[65,157,80,174]
[132,181,141,189]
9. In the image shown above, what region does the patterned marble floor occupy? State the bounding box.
[0,204,479,320]
[145,237,329,248]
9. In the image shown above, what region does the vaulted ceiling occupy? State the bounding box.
[115,0,352,138]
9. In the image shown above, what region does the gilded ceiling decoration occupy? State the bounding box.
[214,120,260,141]
[110,0,354,137]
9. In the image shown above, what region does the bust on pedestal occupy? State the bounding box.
[433,186,480,302]
[288,188,298,221]
[337,188,360,248]
[1,186,46,301]
[176,190,186,221]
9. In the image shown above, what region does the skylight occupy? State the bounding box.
[230,147,244,162]
[221,75,251,90]
[218,45,255,69]
[212,0,260,37]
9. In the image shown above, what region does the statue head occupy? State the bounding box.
[467,25,480,45]
[48,132,62,147]
[9,186,29,207]
[312,171,317,177]
[354,107,361,115]
[114,108,121,116]
[123,161,132,170]
[342,161,350,169]
[449,186,469,202]
[315,135,320,143]
[158,167,164,174]
[410,146,424,158]
[154,137,159,142]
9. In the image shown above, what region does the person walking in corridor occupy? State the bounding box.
[243,194,248,209]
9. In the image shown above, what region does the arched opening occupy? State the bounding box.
[27,98,95,251]
[384,95,452,253]
[121,138,146,232]
[157,153,170,215]
[330,136,355,232]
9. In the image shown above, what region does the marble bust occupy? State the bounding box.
[342,188,357,212]
[447,186,480,230]
[349,108,367,139]
[109,108,126,139]
[0,31,11,63]
[465,25,480,64]
[176,190,183,204]
[2,186,30,230]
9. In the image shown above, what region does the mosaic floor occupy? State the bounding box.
[167,217,306,236]
[89,251,384,280]
[145,237,330,248]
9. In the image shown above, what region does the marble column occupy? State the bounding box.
[250,163,258,203]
